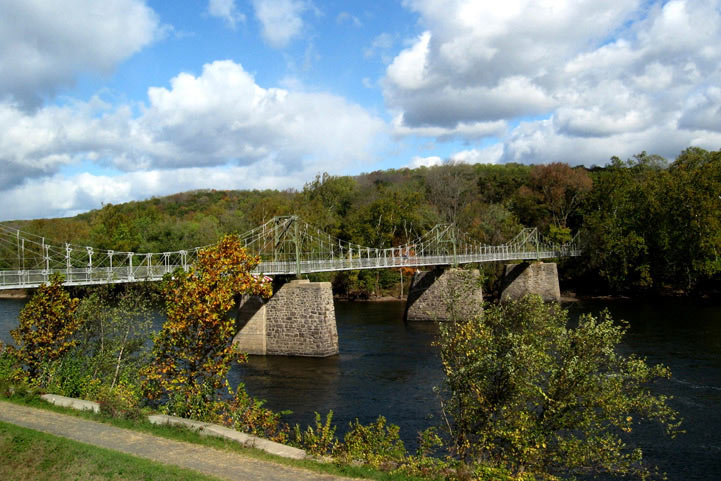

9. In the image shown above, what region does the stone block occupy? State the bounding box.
[147,414,307,459]
[40,394,100,413]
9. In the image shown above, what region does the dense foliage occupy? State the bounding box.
[437,295,680,479]
[10,274,81,379]
[142,235,272,409]
[584,148,721,293]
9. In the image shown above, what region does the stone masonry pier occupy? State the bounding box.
[500,262,560,302]
[404,268,483,322]
[233,279,338,357]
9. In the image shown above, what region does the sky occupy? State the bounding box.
[1,0,721,221]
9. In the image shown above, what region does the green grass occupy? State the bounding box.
[0,394,435,481]
[0,420,224,481]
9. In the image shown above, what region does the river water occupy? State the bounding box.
[1,297,719,480]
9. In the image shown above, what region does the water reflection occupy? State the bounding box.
[232,300,444,442]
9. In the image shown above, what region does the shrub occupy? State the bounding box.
[32,356,90,398]
[97,382,143,420]
[142,235,271,406]
[74,285,153,389]
[0,342,32,398]
[337,416,407,468]
[10,274,80,380]
[221,384,289,444]
[437,295,681,479]
[293,411,337,456]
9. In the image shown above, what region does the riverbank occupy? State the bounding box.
[0,289,28,299]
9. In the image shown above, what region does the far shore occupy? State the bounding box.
[0,289,29,299]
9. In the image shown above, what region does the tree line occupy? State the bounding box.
[6,146,721,296]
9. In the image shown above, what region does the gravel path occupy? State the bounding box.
[0,400,357,481]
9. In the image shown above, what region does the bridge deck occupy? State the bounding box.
[0,248,580,290]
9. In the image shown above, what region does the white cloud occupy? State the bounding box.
[0,0,161,108]
[252,0,309,48]
[0,60,387,220]
[364,33,396,60]
[386,31,432,90]
[408,155,443,168]
[208,0,245,28]
[387,0,721,163]
[0,166,303,221]
[336,12,361,27]
[450,145,503,165]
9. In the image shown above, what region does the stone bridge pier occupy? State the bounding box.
[404,262,562,322]
[233,279,338,357]
[500,262,560,302]
[404,268,484,322]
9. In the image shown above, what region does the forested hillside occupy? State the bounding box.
[6,147,721,296]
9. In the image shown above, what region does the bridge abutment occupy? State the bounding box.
[404,268,483,322]
[500,262,560,302]
[233,279,339,357]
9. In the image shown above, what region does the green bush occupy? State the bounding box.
[337,416,407,468]
[96,382,142,420]
[220,383,289,444]
[293,411,337,456]
[0,343,33,398]
[33,356,90,398]
[437,295,681,480]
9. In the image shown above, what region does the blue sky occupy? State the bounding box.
[1,0,721,220]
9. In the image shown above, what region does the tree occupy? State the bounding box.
[528,163,592,229]
[659,148,721,290]
[437,295,680,479]
[299,172,357,236]
[424,164,476,223]
[10,274,81,378]
[75,284,154,388]
[142,235,272,412]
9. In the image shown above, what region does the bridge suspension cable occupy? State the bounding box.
[0,217,580,290]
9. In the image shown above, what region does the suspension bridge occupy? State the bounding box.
[0,216,580,290]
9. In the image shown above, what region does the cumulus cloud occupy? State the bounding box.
[408,155,443,168]
[208,0,246,28]
[387,0,721,163]
[0,0,161,108]
[0,165,303,221]
[0,60,386,219]
[450,145,504,165]
[251,0,309,48]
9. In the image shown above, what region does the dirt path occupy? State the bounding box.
[0,400,357,481]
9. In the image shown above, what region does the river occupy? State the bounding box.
[1,297,719,480]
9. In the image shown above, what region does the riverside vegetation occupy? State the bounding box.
[0,234,681,480]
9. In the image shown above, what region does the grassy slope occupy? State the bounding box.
[0,420,223,481]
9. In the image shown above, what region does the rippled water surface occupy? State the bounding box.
[1,296,719,480]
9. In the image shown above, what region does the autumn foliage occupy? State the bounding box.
[142,235,272,408]
[10,273,81,378]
